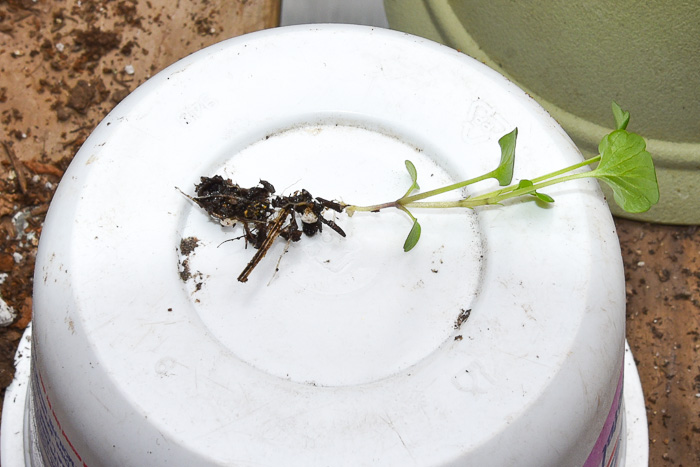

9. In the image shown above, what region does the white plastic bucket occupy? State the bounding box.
[2,25,648,466]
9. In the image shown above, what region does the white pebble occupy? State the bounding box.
[0,297,16,327]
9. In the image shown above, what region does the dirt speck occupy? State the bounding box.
[454,308,471,330]
[179,236,199,256]
[179,258,192,282]
[66,80,97,113]
[72,28,121,71]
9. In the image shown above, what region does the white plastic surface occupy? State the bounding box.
[0,324,32,466]
[24,25,627,466]
[624,343,650,466]
[2,328,650,466]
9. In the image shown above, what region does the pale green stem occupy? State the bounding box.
[404,170,596,209]
[400,171,496,204]
[469,155,600,201]
[396,204,417,221]
[346,155,601,214]
[347,201,399,214]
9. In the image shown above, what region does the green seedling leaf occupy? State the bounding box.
[534,191,555,203]
[517,179,554,203]
[611,101,630,130]
[403,218,422,252]
[494,128,517,186]
[402,160,420,197]
[594,129,659,213]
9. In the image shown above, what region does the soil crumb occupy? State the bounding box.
[454,308,471,330]
[179,236,199,256]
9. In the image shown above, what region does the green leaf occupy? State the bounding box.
[494,128,517,186]
[517,179,554,203]
[534,191,555,203]
[611,101,630,130]
[403,218,422,252]
[402,160,420,197]
[593,129,659,213]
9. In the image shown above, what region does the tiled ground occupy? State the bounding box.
[617,218,700,466]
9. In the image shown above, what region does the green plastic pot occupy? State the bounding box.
[384,0,700,224]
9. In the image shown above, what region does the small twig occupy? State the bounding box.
[2,141,27,194]
[13,12,33,23]
[112,72,133,89]
[22,160,64,178]
[61,133,86,149]
[238,207,292,283]
[28,62,45,76]
[30,204,49,217]
[70,125,91,134]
